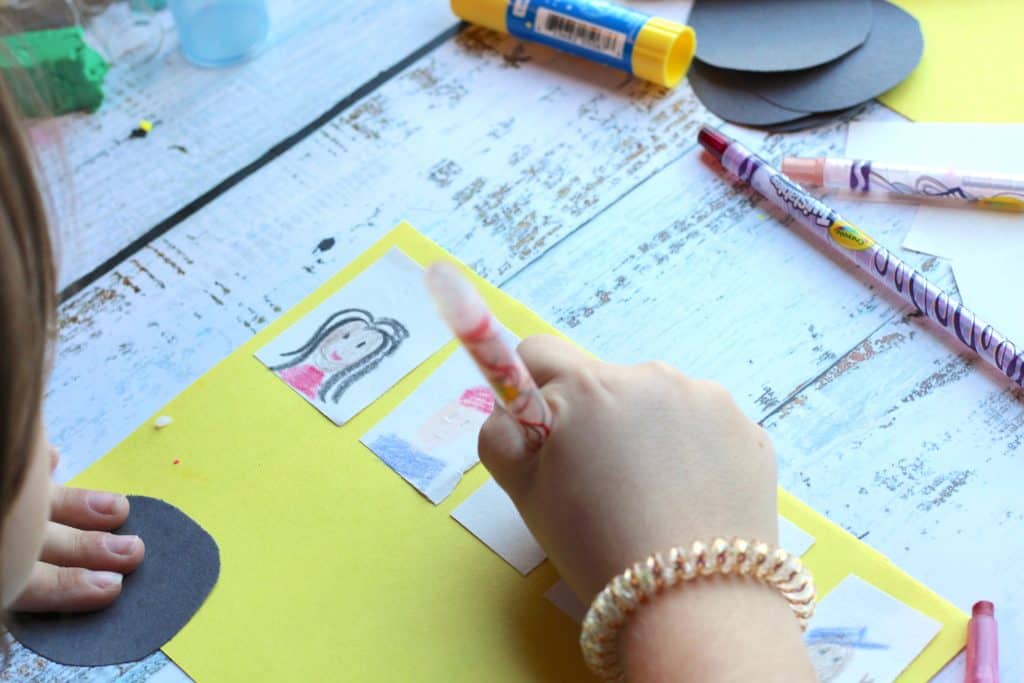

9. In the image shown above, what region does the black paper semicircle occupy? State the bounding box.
[8,495,220,667]
[689,60,808,126]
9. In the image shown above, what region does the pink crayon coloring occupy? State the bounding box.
[966,601,999,683]
[277,364,325,399]
[425,262,553,447]
[459,386,496,414]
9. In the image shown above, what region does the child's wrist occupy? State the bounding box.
[580,539,815,681]
[622,577,813,681]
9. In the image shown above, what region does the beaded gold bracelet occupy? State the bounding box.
[579,537,816,682]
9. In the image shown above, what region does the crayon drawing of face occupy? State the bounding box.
[807,642,853,682]
[415,386,495,451]
[272,308,409,404]
[316,320,385,371]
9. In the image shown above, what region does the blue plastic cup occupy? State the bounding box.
[168,0,269,67]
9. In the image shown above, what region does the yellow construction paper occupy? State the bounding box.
[881,1,1024,122]
[73,223,965,681]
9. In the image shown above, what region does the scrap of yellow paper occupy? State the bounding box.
[73,223,965,681]
[882,1,1024,122]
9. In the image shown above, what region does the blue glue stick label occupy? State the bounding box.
[506,0,649,73]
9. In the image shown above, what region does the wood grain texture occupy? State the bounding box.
[28,3,1018,681]
[31,0,456,291]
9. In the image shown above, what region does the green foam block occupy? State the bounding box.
[0,26,109,118]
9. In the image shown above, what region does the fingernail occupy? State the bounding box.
[103,534,139,556]
[88,571,122,590]
[86,491,127,515]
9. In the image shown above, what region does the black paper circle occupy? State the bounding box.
[689,60,808,126]
[9,496,220,666]
[753,0,923,113]
[689,0,873,72]
[767,103,868,133]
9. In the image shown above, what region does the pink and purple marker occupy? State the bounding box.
[699,126,1024,388]
[782,155,1024,211]
[426,262,553,448]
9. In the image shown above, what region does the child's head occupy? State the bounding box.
[0,76,57,606]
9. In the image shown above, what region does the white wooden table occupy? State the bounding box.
[11,1,1019,680]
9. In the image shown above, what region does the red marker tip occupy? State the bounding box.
[973,601,995,618]
[697,126,730,161]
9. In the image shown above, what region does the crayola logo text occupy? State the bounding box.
[828,221,875,251]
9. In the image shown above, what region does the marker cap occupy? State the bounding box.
[782,157,825,187]
[632,18,695,88]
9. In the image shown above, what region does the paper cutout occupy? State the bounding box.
[753,0,922,114]
[545,580,587,623]
[362,349,496,503]
[451,478,545,575]
[9,496,219,666]
[779,516,817,557]
[880,1,1024,122]
[255,247,451,425]
[71,225,967,682]
[767,105,866,133]
[806,575,941,682]
[845,122,1024,348]
[688,0,873,73]
[689,61,807,127]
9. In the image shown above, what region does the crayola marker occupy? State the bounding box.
[451,0,696,88]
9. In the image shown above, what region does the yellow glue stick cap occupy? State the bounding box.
[632,17,695,89]
[450,0,508,33]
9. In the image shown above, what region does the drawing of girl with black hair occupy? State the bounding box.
[272,308,409,404]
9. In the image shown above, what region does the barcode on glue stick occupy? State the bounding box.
[533,8,626,59]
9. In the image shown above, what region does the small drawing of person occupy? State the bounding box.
[272,308,408,404]
[415,385,495,451]
[807,641,853,682]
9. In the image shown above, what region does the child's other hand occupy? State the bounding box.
[11,448,144,612]
[478,335,778,604]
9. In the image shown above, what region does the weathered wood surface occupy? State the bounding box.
[34,0,456,292]
[19,1,1019,680]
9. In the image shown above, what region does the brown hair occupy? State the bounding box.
[0,73,56,520]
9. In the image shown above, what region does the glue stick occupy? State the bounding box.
[451,0,696,88]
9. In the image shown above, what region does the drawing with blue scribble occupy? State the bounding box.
[368,433,449,494]
[365,383,495,503]
[806,627,886,683]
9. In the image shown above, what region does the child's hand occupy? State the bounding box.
[479,336,816,682]
[478,335,778,602]
[11,449,145,612]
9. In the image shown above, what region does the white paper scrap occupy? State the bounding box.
[806,575,941,683]
[545,580,587,624]
[255,248,451,426]
[451,478,546,575]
